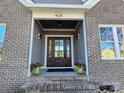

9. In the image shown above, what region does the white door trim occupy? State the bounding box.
[44,35,74,69]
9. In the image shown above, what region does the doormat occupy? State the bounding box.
[47,69,74,72]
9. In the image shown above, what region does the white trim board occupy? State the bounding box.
[83,15,89,80]
[18,0,33,5]
[19,0,101,9]
[44,35,74,68]
[83,0,101,8]
[28,17,34,76]
[32,8,85,20]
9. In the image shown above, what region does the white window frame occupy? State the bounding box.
[99,24,124,60]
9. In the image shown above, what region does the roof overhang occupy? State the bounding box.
[19,0,101,9]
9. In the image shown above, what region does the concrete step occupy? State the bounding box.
[21,80,99,93]
[28,90,97,93]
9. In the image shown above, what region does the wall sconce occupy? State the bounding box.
[76,34,80,39]
[38,33,42,39]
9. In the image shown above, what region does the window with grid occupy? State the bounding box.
[55,40,64,57]
[0,24,6,61]
[99,25,124,60]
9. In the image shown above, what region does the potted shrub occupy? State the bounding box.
[31,63,41,76]
[82,64,86,77]
[75,63,86,76]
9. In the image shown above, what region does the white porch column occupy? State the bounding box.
[83,13,89,81]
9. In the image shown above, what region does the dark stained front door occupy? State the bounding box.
[47,37,72,67]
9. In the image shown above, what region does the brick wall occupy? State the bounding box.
[0,0,32,92]
[86,0,124,90]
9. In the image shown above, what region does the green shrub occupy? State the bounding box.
[75,64,86,77]
[31,63,41,76]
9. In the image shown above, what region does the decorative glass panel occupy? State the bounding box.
[60,46,64,51]
[66,39,70,57]
[117,27,124,41]
[0,24,6,61]
[67,51,70,58]
[60,52,64,57]
[55,46,59,51]
[101,42,115,59]
[54,40,64,57]
[60,40,64,46]
[49,40,52,57]
[119,42,124,57]
[100,27,114,41]
[55,40,60,46]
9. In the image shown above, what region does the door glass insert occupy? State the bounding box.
[48,40,52,57]
[66,39,70,57]
[55,40,64,57]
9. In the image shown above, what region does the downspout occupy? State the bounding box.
[83,12,89,81]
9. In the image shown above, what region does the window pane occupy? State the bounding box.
[119,42,124,57]
[117,27,124,41]
[55,51,64,57]
[60,51,64,57]
[55,51,59,57]
[55,46,59,51]
[55,40,59,46]
[49,40,52,57]
[100,27,114,41]
[60,40,64,46]
[66,39,70,57]
[49,46,52,57]
[60,46,64,51]
[54,39,64,57]
[67,51,70,57]
[0,24,6,62]
[101,42,115,59]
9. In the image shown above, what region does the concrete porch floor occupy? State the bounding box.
[40,69,85,79]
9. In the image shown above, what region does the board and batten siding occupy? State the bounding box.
[74,22,85,64]
[31,21,86,66]
[31,21,45,66]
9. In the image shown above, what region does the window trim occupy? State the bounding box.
[99,24,124,60]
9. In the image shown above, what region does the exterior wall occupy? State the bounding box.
[74,22,85,64]
[86,0,124,90]
[31,21,45,66]
[0,0,32,92]
[31,22,81,67]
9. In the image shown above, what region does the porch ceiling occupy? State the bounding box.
[39,20,79,29]
[37,20,81,31]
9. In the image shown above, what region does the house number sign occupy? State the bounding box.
[55,13,63,18]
